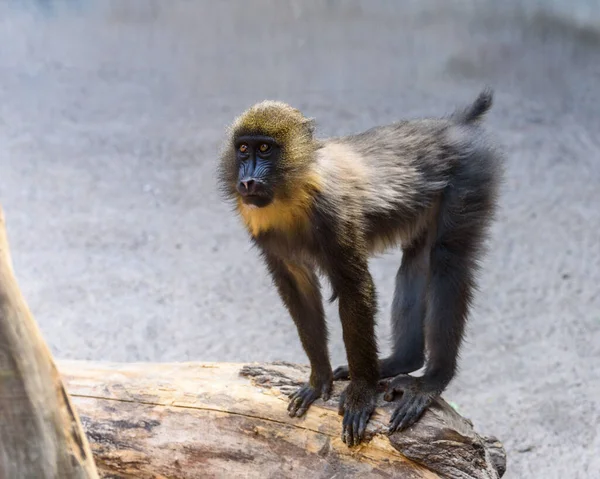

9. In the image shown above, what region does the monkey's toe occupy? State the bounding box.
[333,365,350,380]
[287,382,331,417]
[341,406,375,447]
[384,376,435,434]
[387,393,430,433]
[382,374,413,402]
[338,383,376,447]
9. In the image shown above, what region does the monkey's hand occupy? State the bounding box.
[384,374,438,433]
[337,381,376,447]
[287,375,332,418]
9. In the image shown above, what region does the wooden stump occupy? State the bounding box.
[60,360,506,479]
[0,206,99,478]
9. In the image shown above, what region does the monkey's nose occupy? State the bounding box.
[238,179,256,195]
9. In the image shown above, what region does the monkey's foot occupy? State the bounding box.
[383,375,437,433]
[287,380,332,418]
[333,355,423,381]
[332,364,350,380]
[338,381,376,447]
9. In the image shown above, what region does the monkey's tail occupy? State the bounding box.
[452,88,494,124]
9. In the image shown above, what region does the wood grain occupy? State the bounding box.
[0,205,99,478]
[60,360,506,479]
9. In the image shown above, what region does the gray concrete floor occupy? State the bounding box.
[1,1,599,477]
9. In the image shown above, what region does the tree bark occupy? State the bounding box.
[0,206,99,478]
[60,360,506,479]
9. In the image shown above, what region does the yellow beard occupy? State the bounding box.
[236,172,322,237]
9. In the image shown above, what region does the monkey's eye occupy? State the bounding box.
[239,143,248,153]
[258,143,271,153]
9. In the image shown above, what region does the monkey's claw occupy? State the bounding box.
[384,375,436,434]
[338,382,376,447]
[287,382,331,418]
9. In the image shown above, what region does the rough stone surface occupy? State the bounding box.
[1,2,599,478]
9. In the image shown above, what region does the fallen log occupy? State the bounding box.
[59,360,506,479]
[0,202,506,478]
[0,206,99,478]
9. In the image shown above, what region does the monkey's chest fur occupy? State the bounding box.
[251,185,440,279]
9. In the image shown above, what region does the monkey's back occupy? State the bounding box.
[314,118,499,251]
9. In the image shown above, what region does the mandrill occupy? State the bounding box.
[217,89,503,446]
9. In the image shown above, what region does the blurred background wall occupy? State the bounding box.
[0,1,598,478]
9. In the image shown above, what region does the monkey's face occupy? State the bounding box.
[234,135,280,208]
[218,100,316,212]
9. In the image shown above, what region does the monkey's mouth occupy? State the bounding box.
[241,194,273,208]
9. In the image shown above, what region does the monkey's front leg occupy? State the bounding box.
[334,270,379,447]
[263,253,333,418]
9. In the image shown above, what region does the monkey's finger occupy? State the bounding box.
[288,394,305,416]
[388,395,412,432]
[389,407,401,429]
[321,384,332,402]
[390,396,406,422]
[287,401,300,416]
[352,414,362,446]
[288,391,299,401]
[288,389,304,399]
[357,411,369,442]
[288,386,306,401]
[343,413,354,446]
[295,406,309,417]
[294,398,312,417]
[397,397,428,431]
[388,418,401,434]
[287,393,300,410]
[342,409,352,429]
[297,390,319,417]
[397,406,420,431]
[342,410,354,445]
[383,388,396,402]
[388,407,408,434]
[338,391,347,416]
[396,398,422,431]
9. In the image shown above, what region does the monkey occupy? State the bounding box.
[216,89,503,447]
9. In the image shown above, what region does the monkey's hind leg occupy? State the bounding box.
[386,173,496,433]
[381,234,429,377]
[333,234,428,381]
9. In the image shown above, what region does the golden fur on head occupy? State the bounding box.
[217,101,322,237]
[229,100,316,174]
